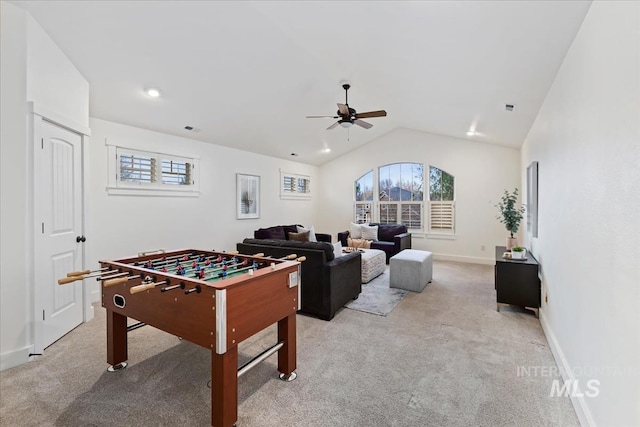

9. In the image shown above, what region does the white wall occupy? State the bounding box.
[0,4,89,370]
[85,118,318,298]
[0,1,30,370]
[318,128,521,263]
[522,1,640,425]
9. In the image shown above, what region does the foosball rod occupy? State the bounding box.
[158,256,256,277]
[139,253,236,270]
[136,250,240,267]
[201,263,263,281]
[58,269,119,285]
[130,279,170,294]
[66,267,109,277]
[103,274,143,287]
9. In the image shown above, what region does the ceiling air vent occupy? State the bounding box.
[184,126,201,132]
[505,104,515,112]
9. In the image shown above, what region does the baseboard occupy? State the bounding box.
[0,344,34,371]
[540,310,596,427]
[432,253,494,265]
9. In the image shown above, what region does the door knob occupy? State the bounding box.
[76,235,86,243]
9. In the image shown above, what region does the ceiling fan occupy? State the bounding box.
[306,84,387,130]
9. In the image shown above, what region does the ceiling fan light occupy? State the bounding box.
[340,121,353,128]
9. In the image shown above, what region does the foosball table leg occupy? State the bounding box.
[106,309,128,371]
[277,313,297,381]
[212,346,238,427]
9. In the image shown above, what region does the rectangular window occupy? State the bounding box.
[119,153,156,184]
[108,146,199,196]
[162,160,191,185]
[280,171,311,199]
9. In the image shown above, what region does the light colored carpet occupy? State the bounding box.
[0,260,579,427]
[345,268,408,316]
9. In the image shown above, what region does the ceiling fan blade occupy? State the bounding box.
[326,121,340,130]
[306,115,339,119]
[354,119,373,129]
[337,103,349,115]
[355,110,387,119]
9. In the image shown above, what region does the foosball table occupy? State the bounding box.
[59,248,303,427]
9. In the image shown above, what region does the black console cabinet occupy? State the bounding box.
[495,246,540,317]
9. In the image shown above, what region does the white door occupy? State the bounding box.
[35,119,84,350]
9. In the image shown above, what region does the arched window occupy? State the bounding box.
[352,163,455,233]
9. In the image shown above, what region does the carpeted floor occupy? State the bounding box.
[0,260,579,427]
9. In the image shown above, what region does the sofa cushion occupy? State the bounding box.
[377,224,407,242]
[361,224,378,241]
[350,222,365,239]
[242,238,335,261]
[282,224,300,238]
[288,230,310,242]
[348,237,372,249]
[255,226,286,240]
[296,225,317,242]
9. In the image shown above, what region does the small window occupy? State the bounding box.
[428,166,455,233]
[280,171,311,199]
[162,160,191,185]
[107,146,199,196]
[119,153,155,184]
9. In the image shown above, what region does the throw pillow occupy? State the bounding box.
[332,241,342,258]
[361,224,378,241]
[350,222,366,239]
[256,226,286,240]
[288,231,310,242]
[347,237,372,249]
[297,225,317,242]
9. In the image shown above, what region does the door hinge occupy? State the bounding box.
[43,310,45,321]
[41,223,44,234]
[41,138,44,149]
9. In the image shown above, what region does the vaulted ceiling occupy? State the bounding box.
[14,1,591,165]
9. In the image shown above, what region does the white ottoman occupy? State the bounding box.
[359,248,386,283]
[389,249,433,292]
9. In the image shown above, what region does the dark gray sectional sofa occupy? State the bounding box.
[237,225,361,320]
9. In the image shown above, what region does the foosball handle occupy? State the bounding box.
[103,277,129,287]
[130,283,155,294]
[283,254,297,260]
[296,256,306,262]
[58,276,82,285]
[254,253,264,257]
[67,269,91,277]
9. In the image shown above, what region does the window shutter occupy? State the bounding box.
[429,201,455,231]
[120,153,156,183]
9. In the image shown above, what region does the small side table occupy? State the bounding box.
[495,246,540,317]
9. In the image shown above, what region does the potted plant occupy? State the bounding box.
[495,188,525,249]
[510,246,527,259]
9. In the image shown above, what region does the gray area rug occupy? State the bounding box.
[344,269,408,316]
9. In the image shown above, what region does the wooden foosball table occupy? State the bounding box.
[60,249,302,426]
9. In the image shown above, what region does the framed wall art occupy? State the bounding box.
[236,173,260,219]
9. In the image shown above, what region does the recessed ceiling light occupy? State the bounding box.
[322,148,331,153]
[466,130,475,136]
[146,88,160,97]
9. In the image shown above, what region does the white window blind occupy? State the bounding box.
[162,160,191,185]
[429,201,455,232]
[119,153,156,184]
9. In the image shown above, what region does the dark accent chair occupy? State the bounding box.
[338,223,412,263]
[238,230,361,321]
